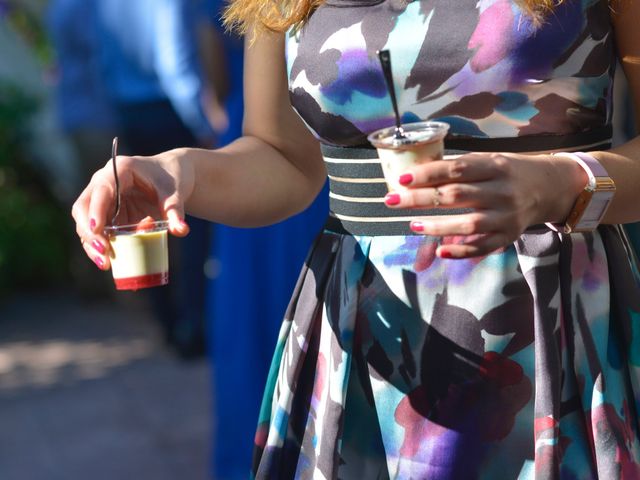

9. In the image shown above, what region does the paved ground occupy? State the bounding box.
[0,288,212,480]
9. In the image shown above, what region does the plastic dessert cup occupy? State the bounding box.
[105,220,169,291]
[367,121,449,192]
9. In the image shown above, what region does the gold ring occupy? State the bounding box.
[433,187,442,207]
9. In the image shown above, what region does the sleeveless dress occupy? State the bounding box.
[251,1,640,478]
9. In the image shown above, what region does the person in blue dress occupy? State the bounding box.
[198,1,328,477]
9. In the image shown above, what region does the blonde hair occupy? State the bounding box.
[223,0,564,36]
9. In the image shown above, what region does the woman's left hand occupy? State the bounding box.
[383,152,587,259]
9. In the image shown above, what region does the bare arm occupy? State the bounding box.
[185,31,326,226]
[72,31,325,269]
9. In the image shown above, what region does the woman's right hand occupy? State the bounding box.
[71,148,194,270]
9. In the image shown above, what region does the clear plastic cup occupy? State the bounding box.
[105,219,169,291]
[367,121,449,191]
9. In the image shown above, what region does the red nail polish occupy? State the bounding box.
[94,256,105,269]
[176,220,190,235]
[91,239,105,255]
[385,193,401,206]
[438,249,454,259]
[399,173,413,186]
[90,218,96,231]
[410,221,424,232]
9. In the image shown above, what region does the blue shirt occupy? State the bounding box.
[202,0,243,84]
[200,0,244,146]
[96,0,215,142]
[46,0,116,131]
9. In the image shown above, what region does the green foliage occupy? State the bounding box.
[0,82,71,295]
[3,2,54,66]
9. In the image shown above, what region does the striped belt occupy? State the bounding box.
[323,126,612,236]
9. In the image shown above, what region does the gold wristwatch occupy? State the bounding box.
[549,152,616,234]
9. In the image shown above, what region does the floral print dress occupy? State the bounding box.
[251,1,640,478]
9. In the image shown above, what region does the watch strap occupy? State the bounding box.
[558,152,608,191]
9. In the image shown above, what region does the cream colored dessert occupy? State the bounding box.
[108,224,169,291]
[368,121,449,192]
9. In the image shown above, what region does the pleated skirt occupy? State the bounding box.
[251,225,640,479]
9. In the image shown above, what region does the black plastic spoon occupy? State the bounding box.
[110,136,121,225]
[377,49,406,140]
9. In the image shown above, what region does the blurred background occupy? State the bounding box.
[0,1,637,479]
[0,0,216,478]
[0,0,328,479]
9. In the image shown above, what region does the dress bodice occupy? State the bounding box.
[286,0,615,147]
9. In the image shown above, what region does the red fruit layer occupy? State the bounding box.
[114,272,169,291]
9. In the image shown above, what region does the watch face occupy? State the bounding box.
[589,195,612,221]
[574,190,615,232]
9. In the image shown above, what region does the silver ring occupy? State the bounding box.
[433,187,442,207]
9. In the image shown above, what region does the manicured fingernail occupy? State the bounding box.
[399,173,414,186]
[89,218,96,231]
[385,193,401,206]
[176,219,190,234]
[410,221,424,232]
[93,256,105,269]
[438,249,454,259]
[91,239,105,255]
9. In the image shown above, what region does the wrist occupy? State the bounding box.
[165,147,198,209]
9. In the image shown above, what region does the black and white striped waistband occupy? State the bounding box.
[322,128,612,236]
